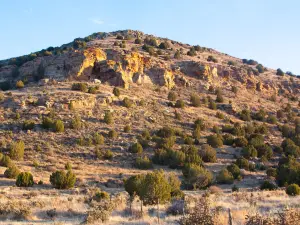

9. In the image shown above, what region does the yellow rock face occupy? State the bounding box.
[163,70,175,89]
[77,48,106,77]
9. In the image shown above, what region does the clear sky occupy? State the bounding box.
[1,0,299,74]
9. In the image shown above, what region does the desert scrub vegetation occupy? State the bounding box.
[207,134,223,148]
[50,170,76,189]
[134,156,153,169]
[104,111,114,124]
[123,97,133,108]
[129,142,143,154]
[9,140,25,160]
[182,163,212,190]
[71,82,88,92]
[95,148,113,160]
[168,91,176,101]
[22,120,35,130]
[4,165,20,179]
[199,144,217,162]
[16,172,34,187]
[190,93,201,107]
[286,183,300,196]
[175,99,185,108]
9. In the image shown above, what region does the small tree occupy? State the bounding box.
[276,68,284,76]
[50,170,76,189]
[94,132,104,145]
[140,170,172,223]
[10,140,25,160]
[227,164,241,180]
[216,169,234,184]
[16,172,34,187]
[124,174,145,213]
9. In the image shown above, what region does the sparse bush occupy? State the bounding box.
[9,140,25,160]
[174,50,181,59]
[86,201,113,224]
[216,112,225,119]
[94,132,104,145]
[266,167,277,177]
[207,55,218,63]
[70,115,82,130]
[175,99,185,108]
[129,142,143,154]
[208,100,217,110]
[167,91,177,101]
[159,41,170,49]
[199,144,217,163]
[260,180,277,190]
[240,109,251,121]
[94,191,110,202]
[207,135,223,148]
[235,157,250,170]
[134,38,142,44]
[234,137,248,147]
[227,164,241,180]
[4,165,20,178]
[50,170,76,189]
[16,80,24,89]
[267,115,277,124]
[222,134,234,145]
[22,120,35,130]
[42,116,54,129]
[187,47,197,56]
[65,162,72,170]
[71,83,88,92]
[190,93,201,107]
[16,172,34,187]
[123,97,133,108]
[276,68,285,76]
[104,111,113,124]
[242,145,257,159]
[54,120,64,132]
[182,163,213,189]
[108,129,118,139]
[124,125,131,133]
[216,169,234,184]
[113,87,120,97]
[134,156,153,169]
[286,184,300,196]
[216,93,224,103]
[0,154,13,167]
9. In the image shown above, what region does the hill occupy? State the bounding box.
[0,30,299,224]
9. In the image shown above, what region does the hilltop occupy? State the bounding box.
[0,30,299,224]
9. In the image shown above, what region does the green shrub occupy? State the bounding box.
[216,169,234,184]
[207,135,223,148]
[240,109,251,121]
[286,184,300,196]
[208,100,217,110]
[22,120,35,130]
[232,185,239,192]
[234,137,248,147]
[174,50,181,59]
[182,163,213,190]
[152,149,169,165]
[71,83,88,92]
[216,112,225,119]
[216,93,224,103]
[42,117,54,129]
[190,94,201,107]
[123,97,133,108]
[134,156,153,169]
[95,148,113,160]
[9,140,25,160]
[16,172,34,187]
[181,145,202,166]
[194,118,207,130]
[16,80,24,89]
[260,180,277,190]
[70,115,82,130]
[227,164,241,179]
[207,55,218,63]
[276,68,284,76]
[123,125,131,133]
[257,144,273,159]
[199,144,217,163]
[159,41,170,49]
[93,132,104,145]
[168,91,177,101]
[88,86,97,94]
[94,191,110,202]
[175,100,185,108]
[253,109,266,121]
[187,48,197,56]
[104,111,113,124]
[65,162,72,170]
[242,145,257,159]
[266,168,277,177]
[4,165,20,179]
[235,157,250,170]
[113,87,120,97]
[134,38,142,44]
[0,154,13,167]
[193,126,201,140]
[222,134,234,145]
[184,136,194,145]
[129,142,143,154]
[54,120,64,132]
[50,170,76,189]
[267,115,277,124]
[108,129,118,139]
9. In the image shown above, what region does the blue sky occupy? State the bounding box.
[1,0,299,74]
